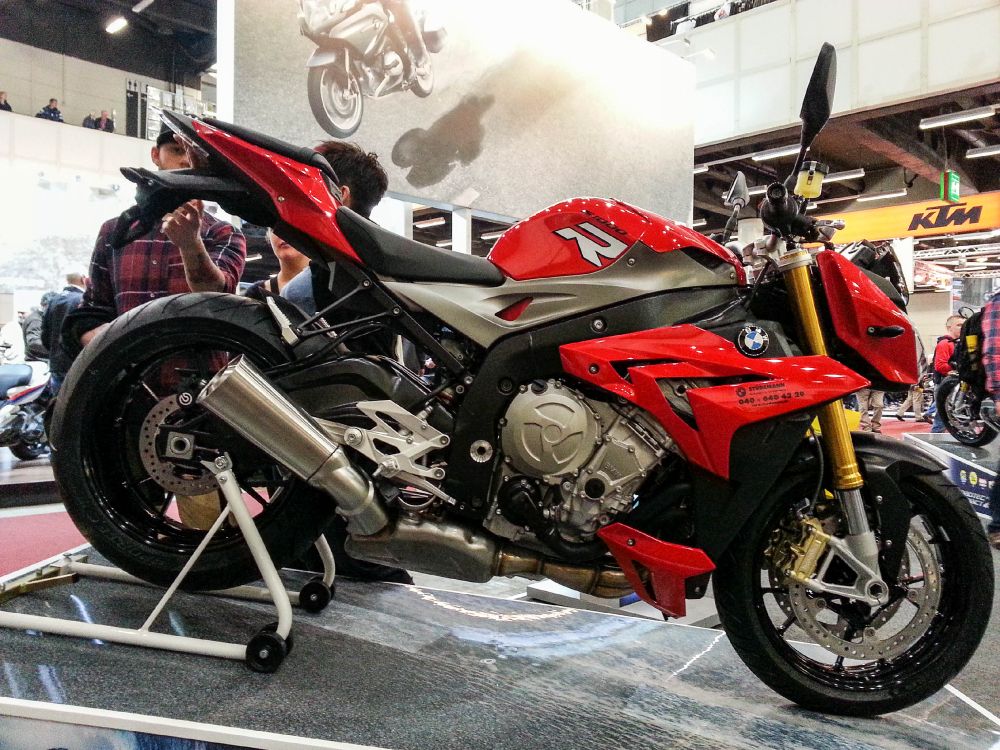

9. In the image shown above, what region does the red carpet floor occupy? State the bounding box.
[0,511,86,578]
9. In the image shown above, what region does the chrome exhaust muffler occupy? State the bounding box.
[197,355,388,535]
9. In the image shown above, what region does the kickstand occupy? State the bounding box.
[0,452,335,673]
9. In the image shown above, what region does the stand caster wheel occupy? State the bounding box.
[299,576,332,613]
[246,630,287,673]
[261,621,294,654]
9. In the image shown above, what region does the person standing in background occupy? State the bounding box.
[82,111,96,128]
[0,92,12,112]
[856,387,885,434]
[36,98,63,122]
[931,315,964,433]
[42,273,87,395]
[20,291,55,362]
[95,110,114,133]
[243,229,309,300]
[978,293,1000,550]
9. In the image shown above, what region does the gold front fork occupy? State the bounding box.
[782,258,864,491]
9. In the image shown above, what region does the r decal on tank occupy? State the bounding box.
[553,223,629,268]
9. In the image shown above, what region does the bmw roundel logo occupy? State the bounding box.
[736,325,769,357]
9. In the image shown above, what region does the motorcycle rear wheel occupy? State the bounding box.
[936,375,996,446]
[714,470,992,716]
[10,439,48,461]
[51,293,337,591]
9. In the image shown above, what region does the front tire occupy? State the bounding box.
[714,469,992,716]
[307,64,363,138]
[51,293,337,591]
[936,375,995,446]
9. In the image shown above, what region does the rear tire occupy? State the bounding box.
[714,470,992,716]
[51,293,337,591]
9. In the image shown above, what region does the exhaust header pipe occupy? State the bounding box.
[198,355,388,535]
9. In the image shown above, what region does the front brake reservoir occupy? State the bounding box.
[794,161,828,199]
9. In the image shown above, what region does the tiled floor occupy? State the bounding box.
[0,558,997,749]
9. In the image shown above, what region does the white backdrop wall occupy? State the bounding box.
[676,0,1000,145]
[0,38,171,128]
[0,111,146,292]
[908,289,954,357]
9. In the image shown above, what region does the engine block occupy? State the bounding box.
[495,380,671,543]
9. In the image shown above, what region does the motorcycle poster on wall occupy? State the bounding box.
[233,0,694,220]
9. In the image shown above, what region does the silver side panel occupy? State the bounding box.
[383,244,738,348]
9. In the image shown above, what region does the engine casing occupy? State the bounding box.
[492,380,671,543]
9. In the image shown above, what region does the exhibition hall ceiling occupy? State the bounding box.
[693,83,1000,231]
[1,0,216,82]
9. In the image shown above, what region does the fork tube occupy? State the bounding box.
[783,260,864,492]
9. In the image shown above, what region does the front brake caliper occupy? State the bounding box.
[767,516,831,585]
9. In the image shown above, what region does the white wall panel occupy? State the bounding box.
[856,0,923,39]
[680,0,1000,145]
[685,23,737,83]
[695,80,737,144]
[857,30,923,104]
[13,116,59,162]
[739,67,793,132]
[795,0,854,58]
[926,7,1000,89]
[739,4,793,70]
[928,0,997,21]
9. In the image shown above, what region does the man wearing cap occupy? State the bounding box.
[68,127,246,348]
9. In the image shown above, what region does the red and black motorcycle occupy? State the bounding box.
[51,44,992,716]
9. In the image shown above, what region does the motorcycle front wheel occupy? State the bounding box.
[936,375,996,446]
[51,293,337,591]
[308,64,363,138]
[714,468,992,716]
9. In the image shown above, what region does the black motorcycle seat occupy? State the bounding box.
[336,207,506,286]
[0,365,33,393]
[202,118,342,186]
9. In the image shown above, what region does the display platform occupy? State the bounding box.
[0,450,57,509]
[903,432,998,515]
[1,549,998,750]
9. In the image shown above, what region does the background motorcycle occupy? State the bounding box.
[300,0,446,138]
[0,345,50,460]
[51,45,992,716]
[936,306,996,445]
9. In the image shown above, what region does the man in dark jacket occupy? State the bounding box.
[35,99,63,122]
[20,291,55,361]
[42,273,87,394]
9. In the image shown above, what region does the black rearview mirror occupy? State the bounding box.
[724,171,749,209]
[800,43,837,150]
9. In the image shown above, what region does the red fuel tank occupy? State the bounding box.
[488,197,743,282]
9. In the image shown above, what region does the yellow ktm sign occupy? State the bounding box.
[818,190,1000,243]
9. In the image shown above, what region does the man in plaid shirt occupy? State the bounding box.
[75,128,246,347]
[980,295,1000,550]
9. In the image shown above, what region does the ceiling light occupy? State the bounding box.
[856,188,908,203]
[691,218,707,228]
[105,16,128,33]
[751,144,801,162]
[480,229,506,241]
[824,168,865,183]
[245,253,263,262]
[693,165,708,175]
[919,105,997,130]
[414,216,445,229]
[132,0,157,11]
[436,239,453,248]
[966,143,1000,159]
